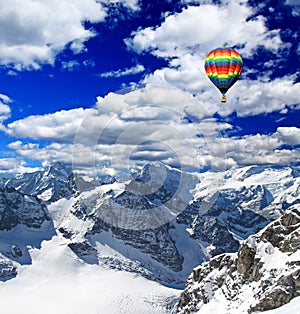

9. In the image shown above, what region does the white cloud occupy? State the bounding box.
[5,108,86,142]
[276,126,300,145]
[143,65,300,117]
[0,94,12,130]
[0,0,140,70]
[4,85,300,174]
[0,157,20,170]
[0,0,106,69]
[203,75,300,117]
[195,128,300,167]
[126,1,283,58]
[0,157,39,174]
[4,86,228,172]
[123,0,300,118]
[61,60,81,71]
[99,64,145,78]
[8,123,300,175]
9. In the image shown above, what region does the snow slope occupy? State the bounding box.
[0,235,180,314]
[1,163,299,313]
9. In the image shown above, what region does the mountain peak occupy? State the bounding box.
[45,162,72,179]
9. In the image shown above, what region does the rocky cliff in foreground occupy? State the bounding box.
[177,206,300,313]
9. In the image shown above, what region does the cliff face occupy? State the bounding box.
[0,187,55,281]
[177,206,300,314]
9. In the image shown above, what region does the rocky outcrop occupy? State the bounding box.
[0,253,17,282]
[177,184,272,258]
[177,206,300,313]
[0,187,56,280]
[0,187,52,231]
[91,218,184,272]
[68,241,98,264]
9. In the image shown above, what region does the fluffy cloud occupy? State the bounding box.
[4,86,228,172]
[276,126,300,145]
[0,0,140,70]
[8,124,300,175]
[144,66,300,117]
[126,0,283,58]
[4,85,300,174]
[201,75,300,117]
[5,108,86,142]
[124,0,300,118]
[0,157,20,171]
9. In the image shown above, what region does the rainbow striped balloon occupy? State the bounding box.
[204,47,243,102]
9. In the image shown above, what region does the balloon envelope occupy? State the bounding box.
[204,47,243,101]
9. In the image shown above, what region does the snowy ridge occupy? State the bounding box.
[2,162,98,203]
[0,163,299,313]
[177,206,300,313]
[42,163,299,288]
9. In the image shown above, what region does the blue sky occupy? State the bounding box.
[0,0,299,175]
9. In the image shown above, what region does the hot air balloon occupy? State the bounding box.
[204,47,243,103]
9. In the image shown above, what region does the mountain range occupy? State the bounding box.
[0,162,299,313]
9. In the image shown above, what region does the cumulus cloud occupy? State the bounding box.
[201,75,300,117]
[0,0,140,70]
[126,0,284,58]
[8,124,300,175]
[144,66,300,117]
[3,86,228,173]
[276,126,300,145]
[3,85,299,175]
[123,0,300,118]
[5,108,85,142]
[193,127,300,167]
[0,157,20,171]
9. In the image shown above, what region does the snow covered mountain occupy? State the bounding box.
[1,162,99,203]
[0,186,55,281]
[177,205,300,313]
[0,162,299,313]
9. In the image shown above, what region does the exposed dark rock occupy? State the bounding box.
[89,217,184,272]
[58,227,73,239]
[68,241,98,264]
[0,187,52,231]
[0,254,17,281]
[177,207,300,313]
[250,270,300,312]
[236,243,256,279]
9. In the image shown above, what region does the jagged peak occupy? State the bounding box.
[44,161,72,178]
